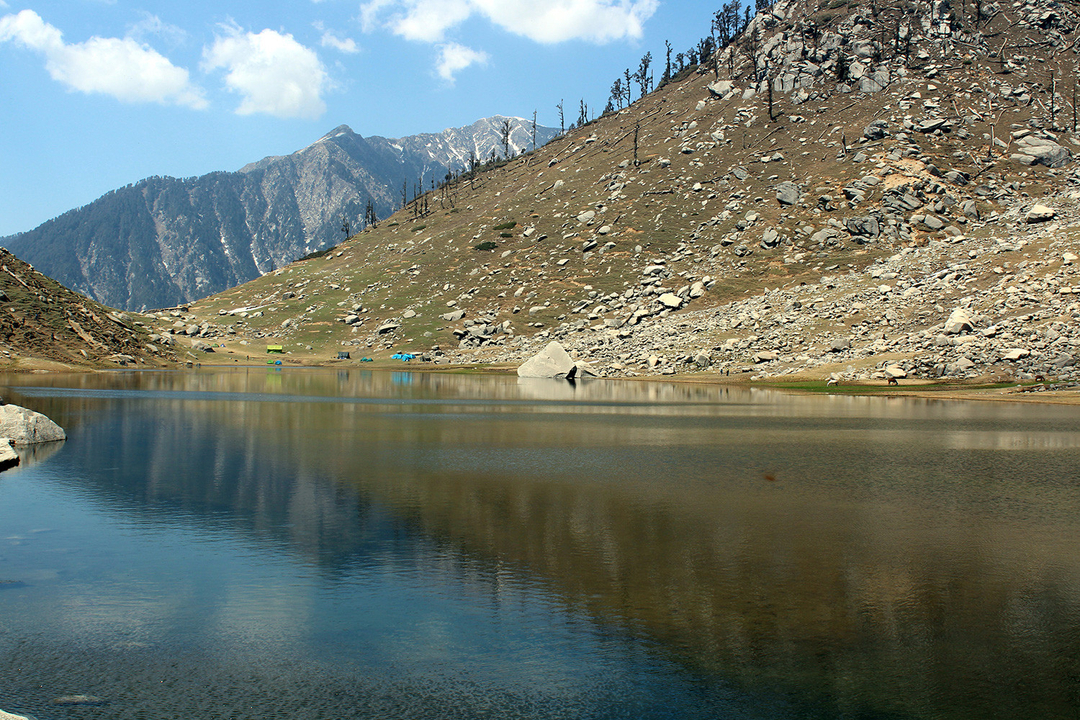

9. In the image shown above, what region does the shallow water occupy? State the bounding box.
[1,368,1079,719]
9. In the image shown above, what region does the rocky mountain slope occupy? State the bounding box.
[0,248,175,369]
[3,117,557,313]
[107,0,1080,387]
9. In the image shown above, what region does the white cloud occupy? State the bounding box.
[202,26,328,120]
[313,21,358,53]
[360,0,658,44]
[127,12,188,48]
[0,10,206,108]
[435,42,487,83]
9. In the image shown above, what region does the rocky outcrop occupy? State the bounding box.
[0,404,67,445]
[517,341,579,379]
[0,708,33,720]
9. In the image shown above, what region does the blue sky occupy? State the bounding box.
[0,0,718,237]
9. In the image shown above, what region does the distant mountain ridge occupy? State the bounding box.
[3,116,558,311]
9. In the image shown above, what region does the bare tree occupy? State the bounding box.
[611,78,624,109]
[557,99,565,134]
[499,118,513,159]
[636,51,653,98]
[531,110,538,150]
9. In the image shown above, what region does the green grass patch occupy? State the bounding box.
[493,221,517,231]
[474,241,498,251]
[412,225,427,233]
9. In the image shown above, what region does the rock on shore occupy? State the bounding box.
[0,709,34,720]
[517,341,579,379]
[0,404,67,445]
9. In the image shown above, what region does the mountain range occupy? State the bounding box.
[3,116,558,311]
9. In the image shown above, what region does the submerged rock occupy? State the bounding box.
[517,341,578,379]
[0,404,66,445]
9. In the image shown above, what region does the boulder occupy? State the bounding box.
[1025,204,1056,223]
[658,293,683,309]
[517,341,578,379]
[775,181,800,206]
[0,709,33,720]
[884,365,907,379]
[707,80,735,99]
[845,216,880,238]
[943,308,973,335]
[0,439,18,471]
[0,404,66,445]
[1014,135,1071,168]
[1003,348,1031,361]
[864,119,889,140]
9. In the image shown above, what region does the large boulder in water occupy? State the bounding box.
[0,404,67,445]
[0,439,18,471]
[517,341,578,379]
[0,709,34,720]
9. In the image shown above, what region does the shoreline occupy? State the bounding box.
[3,354,1079,406]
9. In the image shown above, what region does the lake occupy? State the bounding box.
[1,368,1079,719]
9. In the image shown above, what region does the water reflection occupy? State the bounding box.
[2,369,1080,719]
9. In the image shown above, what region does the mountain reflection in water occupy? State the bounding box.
[1,368,1079,720]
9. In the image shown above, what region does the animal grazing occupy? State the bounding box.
[887,376,899,386]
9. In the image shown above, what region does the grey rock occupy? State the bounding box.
[707,80,735,99]
[441,310,466,322]
[1052,353,1076,368]
[1014,135,1072,168]
[944,308,974,335]
[753,351,779,363]
[829,338,852,352]
[0,404,67,445]
[922,214,945,230]
[846,216,880,237]
[658,293,683,309]
[1003,348,1031,361]
[884,365,907,379]
[775,181,800,206]
[0,709,34,720]
[864,119,889,140]
[0,439,19,470]
[376,322,400,334]
[517,341,577,379]
[1025,204,1056,223]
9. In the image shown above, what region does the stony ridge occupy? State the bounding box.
[163,0,1080,386]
